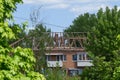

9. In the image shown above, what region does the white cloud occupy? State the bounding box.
[46,3,69,9]
[23,0,62,4]
[69,0,120,16]
[23,0,120,15]
[118,7,120,10]
[23,0,35,4]
[70,3,107,14]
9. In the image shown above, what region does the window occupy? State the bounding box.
[69,69,83,76]
[79,54,82,60]
[72,54,77,61]
[78,69,83,75]
[56,55,66,61]
[83,54,86,60]
[63,55,66,61]
[46,55,51,61]
[69,70,78,76]
[56,55,60,61]
[78,53,91,60]
[79,53,86,60]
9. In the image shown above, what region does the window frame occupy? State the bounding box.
[78,52,91,61]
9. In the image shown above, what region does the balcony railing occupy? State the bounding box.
[47,61,63,67]
[77,60,92,67]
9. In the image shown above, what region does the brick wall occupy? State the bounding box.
[49,50,84,69]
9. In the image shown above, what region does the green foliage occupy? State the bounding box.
[64,13,97,32]
[21,24,51,48]
[65,5,120,80]
[0,0,23,21]
[44,68,67,80]
[87,6,120,60]
[113,67,120,80]
[0,46,45,80]
[68,76,81,80]
[0,0,45,80]
[43,67,81,80]
[85,6,120,80]
[84,57,112,80]
[27,71,46,80]
[27,24,51,73]
[9,22,28,38]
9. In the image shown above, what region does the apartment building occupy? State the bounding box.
[45,32,92,76]
[11,32,92,76]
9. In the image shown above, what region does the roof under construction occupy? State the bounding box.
[10,32,87,51]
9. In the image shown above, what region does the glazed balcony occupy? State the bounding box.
[77,60,92,67]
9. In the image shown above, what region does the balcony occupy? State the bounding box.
[47,61,63,67]
[77,60,92,67]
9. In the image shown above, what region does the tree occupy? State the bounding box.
[64,5,120,79]
[27,24,51,73]
[64,13,97,32]
[0,0,45,80]
[9,22,27,45]
[85,6,120,80]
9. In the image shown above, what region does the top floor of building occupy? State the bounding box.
[32,32,87,51]
[10,32,88,51]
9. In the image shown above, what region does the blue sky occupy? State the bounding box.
[13,0,120,32]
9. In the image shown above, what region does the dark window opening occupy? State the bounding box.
[72,54,77,61]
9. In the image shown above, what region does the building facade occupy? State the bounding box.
[45,32,92,76]
[11,32,92,76]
